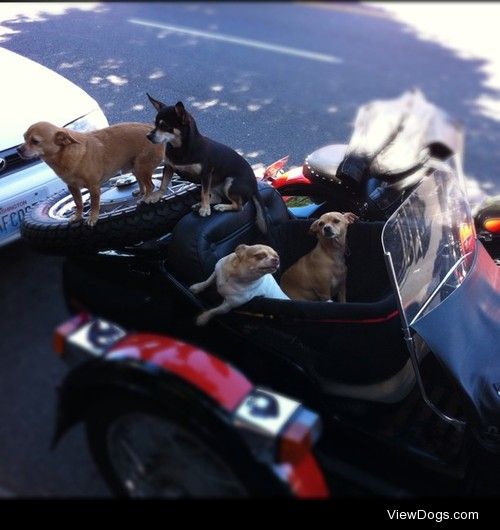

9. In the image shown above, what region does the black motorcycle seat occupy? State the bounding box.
[168,181,290,286]
[304,143,381,199]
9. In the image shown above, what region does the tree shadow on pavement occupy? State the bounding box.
[1,3,499,197]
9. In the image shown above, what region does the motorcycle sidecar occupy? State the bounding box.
[63,182,411,406]
[58,180,500,496]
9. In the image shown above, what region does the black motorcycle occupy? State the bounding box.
[50,154,500,497]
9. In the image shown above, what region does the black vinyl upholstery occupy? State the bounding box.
[169,181,391,305]
[270,219,391,303]
[167,184,408,384]
[168,181,290,285]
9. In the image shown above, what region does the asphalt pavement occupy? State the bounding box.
[0,2,499,496]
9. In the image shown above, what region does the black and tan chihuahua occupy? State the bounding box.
[146,93,267,233]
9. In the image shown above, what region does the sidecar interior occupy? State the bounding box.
[167,182,412,402]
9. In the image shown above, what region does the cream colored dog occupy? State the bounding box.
[18,121,165,226]
[280,212,358,302]
[190,244,289,325]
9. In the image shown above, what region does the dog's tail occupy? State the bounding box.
[252,192,268,234]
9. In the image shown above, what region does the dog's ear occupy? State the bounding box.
[175,101,188,124]
[343,212,359,224]
[235,244,248,259]
[54,130,80,146]
[309,220,321,234]
[147,93,165,112]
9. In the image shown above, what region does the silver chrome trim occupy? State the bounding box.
[384,249,465,428]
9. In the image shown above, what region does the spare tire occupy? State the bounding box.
[21,169,199,254]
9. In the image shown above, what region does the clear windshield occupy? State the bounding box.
[381,157,476,327]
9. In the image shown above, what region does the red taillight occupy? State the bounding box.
[484,218,500,234]
[278,408,321,465]
[53,312,89,355]
[279,421,313,464]
[277,408,328,499]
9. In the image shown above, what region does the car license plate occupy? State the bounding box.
[0,188,48,242]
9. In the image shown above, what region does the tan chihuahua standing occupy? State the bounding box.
[280,212,359,303]
[18,121,165,226]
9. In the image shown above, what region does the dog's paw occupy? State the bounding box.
[68,213,83,223]
[213,204,226,212]
[191,202,201,211]
[189,283,204,294]
[196,312,211,326]
[143,191,163,204]
[85,215,98,227]
[198,205,211,217]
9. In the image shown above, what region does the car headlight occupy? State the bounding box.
[65,107,109,133]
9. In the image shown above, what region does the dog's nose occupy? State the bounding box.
[323,225,334,236]
[271,257,280,266]
[146,131,155,143]
[16,146,24,155]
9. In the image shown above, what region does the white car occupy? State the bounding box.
[0,47,109,246]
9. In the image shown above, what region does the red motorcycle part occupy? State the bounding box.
[272,165,312,188]
[54,313,329,498]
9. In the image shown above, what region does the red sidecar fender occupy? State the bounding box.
[106,333,253,410]
[55,314,329,498]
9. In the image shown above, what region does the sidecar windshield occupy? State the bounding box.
[381,157,476,327]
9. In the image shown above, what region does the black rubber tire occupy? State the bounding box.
[20,186,199,255]
[84,391,273,498]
